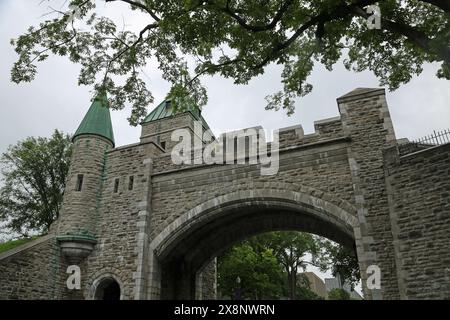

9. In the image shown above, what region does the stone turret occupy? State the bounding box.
[56,95,115,263]
[140,98,210,152]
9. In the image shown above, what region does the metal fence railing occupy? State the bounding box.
[398,129,450,156]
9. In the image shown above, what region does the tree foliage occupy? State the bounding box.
[314,238,361,289]
[251,231,320,299]
[217,231,358,300]
[217,242,285,299]
[328,288,351,300]
[296,273,325,300]
[11,0,450,124]
[0,130,72,237]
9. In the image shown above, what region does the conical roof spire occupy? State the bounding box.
[142,97,210,131]
[73,95,115,147]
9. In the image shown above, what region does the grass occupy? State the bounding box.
[0,236,38,254]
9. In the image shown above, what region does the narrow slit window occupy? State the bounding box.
[128,176,134,191]
[75,174,84,192]
[160,141,166,150]
[114,178,120,193]
[234,137,238,163]
[165,100,172,113]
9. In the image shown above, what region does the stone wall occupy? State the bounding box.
[338,88,399,299]
[0,235,62,299]
[50,139,161,300]
[150,139,356,242]
[195,259,217,300]
[141,112,209,152]
[75,142,158,299]
[385,143,450,299]
[57,134,113,237]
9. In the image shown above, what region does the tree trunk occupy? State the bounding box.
[291,268,297,300]
[287,271,297,300]
[287,272,293,300]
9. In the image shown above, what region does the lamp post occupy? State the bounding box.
[234,276,242,300]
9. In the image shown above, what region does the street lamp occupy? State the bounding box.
[234,276,242,300]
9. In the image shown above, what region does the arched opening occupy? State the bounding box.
[150,190,360,300]
[213,231,362,300]
[94,277,121,300]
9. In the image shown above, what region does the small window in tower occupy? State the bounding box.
[128,176,134,191]
[165,100,172,113]
[76,174,84,192]
[114,178,120,193]
[160,141,166,150]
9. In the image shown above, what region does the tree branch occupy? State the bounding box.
[252,0,380,70]
[189,57,242,85]
[105,0,161,22]
[418,0,450,12]
[103,23,158,82]
[209,0,294,33]
[351,6,450,68]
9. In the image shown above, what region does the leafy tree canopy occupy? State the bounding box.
[0,130,72,237]
[217,231,359,299]
[328,288,351,300]
[11,0,450,125]
[315,237,361,289]
[255,231,319,299]
[217,242,285,299]
[296,274,325,300]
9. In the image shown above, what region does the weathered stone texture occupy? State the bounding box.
[57,134,113,236]
[141,112,208,152]
[196,259,217,300]
[385,144,450,299]
[79,142,156,299]
[0,236,62,299]
[150,141,355,240]
[338,90,399,299]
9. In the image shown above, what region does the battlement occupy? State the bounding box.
[150,121,349,175]
[91,88,392,178]
[278,116,344,148]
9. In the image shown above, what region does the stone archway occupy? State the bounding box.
[90,273,123,300]
[94,278,121,300]
[147,188,362,299]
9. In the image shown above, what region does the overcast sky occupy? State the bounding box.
[1,0,449,154]
[1,1,449,295]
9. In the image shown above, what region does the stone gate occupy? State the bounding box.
[1,88,449,300]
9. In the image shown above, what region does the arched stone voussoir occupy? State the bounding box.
[85,266,126,300]
[151,187,358,259]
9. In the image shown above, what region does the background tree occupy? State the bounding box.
[217,231,357,299]
[10,0,449,124]
[260,232,319,300]
[328,288,351,300]
[0,130,72,238]
[296,273,324,300]
[217,242,284,299]
[314,238,361,289]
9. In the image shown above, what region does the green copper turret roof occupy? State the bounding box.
[73,95,115,147]
[143,98,210,130]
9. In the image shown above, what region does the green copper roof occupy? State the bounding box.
[143,98,210,130]
[73,95,115,147]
